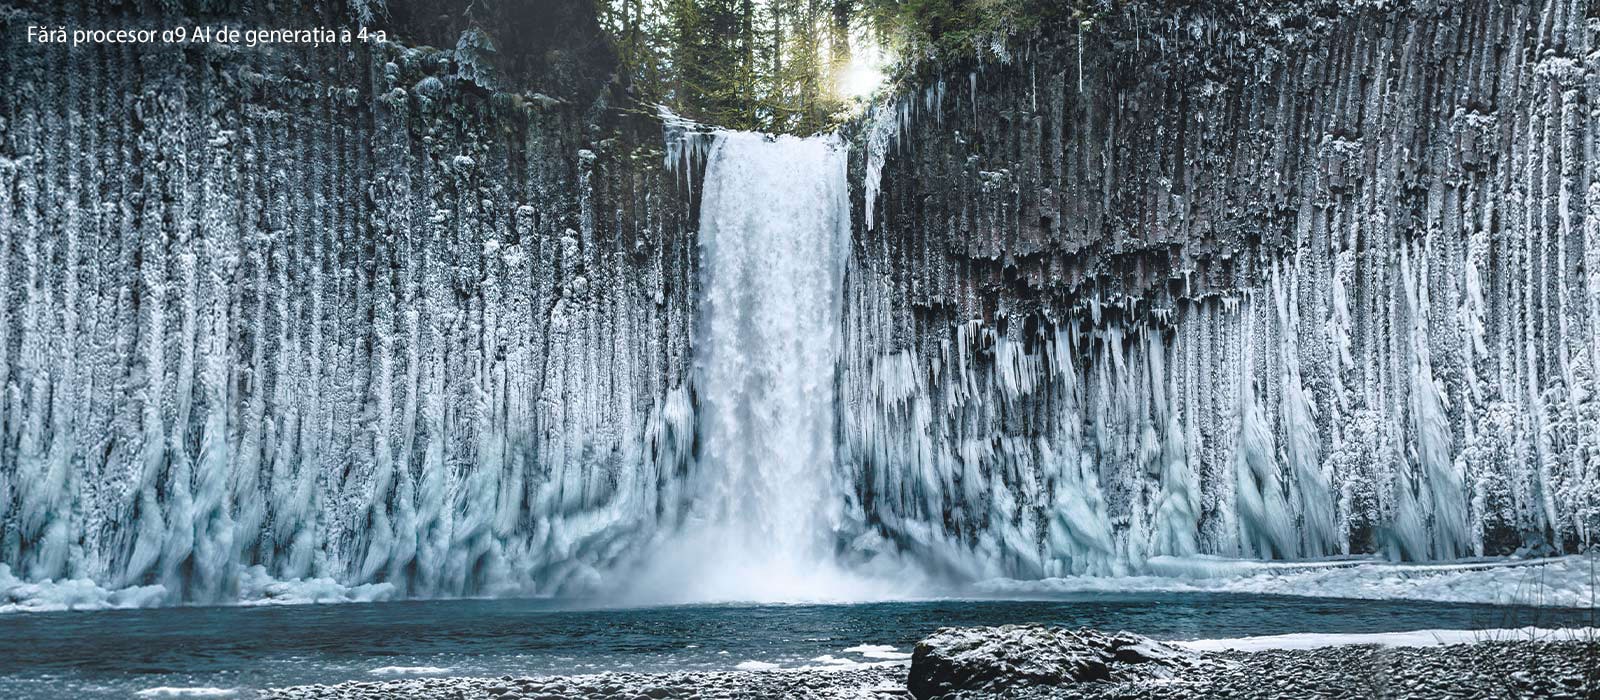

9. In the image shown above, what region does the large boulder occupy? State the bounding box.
[907,625,1205,698]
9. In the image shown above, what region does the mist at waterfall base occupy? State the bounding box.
[614,130,919,605]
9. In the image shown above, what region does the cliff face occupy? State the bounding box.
[0,0,698,601]
[1,0,1596,606]
[843,0,1600,575]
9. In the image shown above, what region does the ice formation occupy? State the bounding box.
[1,0,1597,609]
[835,259,1598,582]
[837,0,1600,586]
[0,14,701,606]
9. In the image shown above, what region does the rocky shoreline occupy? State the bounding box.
[261,628,1600,699]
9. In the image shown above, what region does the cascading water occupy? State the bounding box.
[627,130,901,603]
[697,131,849,563]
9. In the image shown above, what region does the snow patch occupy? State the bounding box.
[133,689,237,698]
[368,666,453,676]
[843,644,913,660]
[977,554,1600,608]
[1179,626,1600,652]
[809,655,859,666]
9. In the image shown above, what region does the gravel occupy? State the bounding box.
[260,666,908,700]
[261,637,1600,699]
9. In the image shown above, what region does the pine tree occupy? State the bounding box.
[596,0,872,132]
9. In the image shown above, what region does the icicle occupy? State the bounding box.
[969,72,978,130]
[863,98,901,232]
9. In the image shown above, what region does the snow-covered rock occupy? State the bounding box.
[907,625,1208,698]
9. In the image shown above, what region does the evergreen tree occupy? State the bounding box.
[595,0,898,133]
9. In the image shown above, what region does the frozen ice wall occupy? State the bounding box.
[2,0,1597,608]
[0,1,700,604]
[841,0,1600,576]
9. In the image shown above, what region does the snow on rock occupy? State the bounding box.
[133,689,239,698]
[259,638,1600,699]
[1178,626,1600,653]
[907,625,1212,699]
[976,554,1600,609]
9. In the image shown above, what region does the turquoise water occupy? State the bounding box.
[0,593,1589,698]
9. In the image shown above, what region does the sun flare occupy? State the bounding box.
[839,37,888,100]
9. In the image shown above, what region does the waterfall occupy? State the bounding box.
[697,131,849,560]
[3,0,1596,612]
[622,130,901,603]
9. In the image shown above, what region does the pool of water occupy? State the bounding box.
[0,592,1590,698]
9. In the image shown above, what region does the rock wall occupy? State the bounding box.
[842,0,1600,576]
[2,0,1596,607]
[0,0,699,602]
